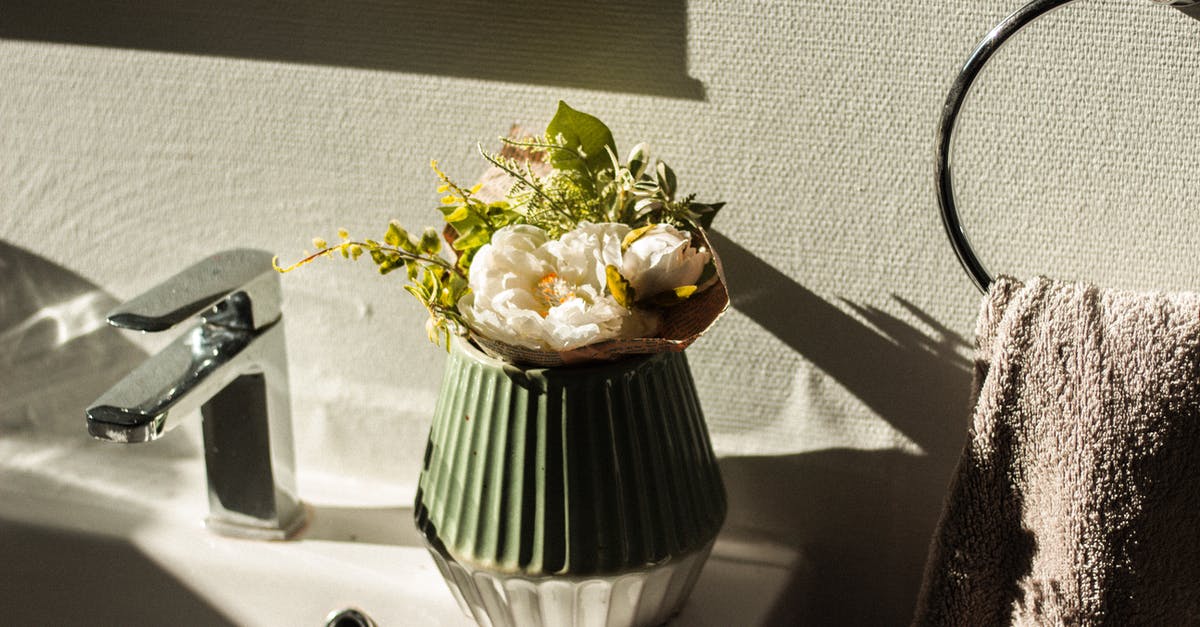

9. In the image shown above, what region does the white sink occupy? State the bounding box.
[0,418,803,627]
[0,420,471,626]
[0,249,471,626]
[0,344,805,627]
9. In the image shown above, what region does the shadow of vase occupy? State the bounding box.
[699,231,977,625]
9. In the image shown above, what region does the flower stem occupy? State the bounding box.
[274,242,458,276]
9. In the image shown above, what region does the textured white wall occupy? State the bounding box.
[5,0,1200,623]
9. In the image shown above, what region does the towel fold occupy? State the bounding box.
[914,277,1200,626]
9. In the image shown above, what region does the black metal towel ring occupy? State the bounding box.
[936,0,1200,294]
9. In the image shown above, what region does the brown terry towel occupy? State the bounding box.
[913,277,1200,626]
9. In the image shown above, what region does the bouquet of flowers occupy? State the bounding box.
[276,102,727,366]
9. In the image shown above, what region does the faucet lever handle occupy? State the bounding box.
[107,249,281,332]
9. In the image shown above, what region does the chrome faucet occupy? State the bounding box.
[86,249,305,540]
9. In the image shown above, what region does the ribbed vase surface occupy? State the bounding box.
[414,338,726,627]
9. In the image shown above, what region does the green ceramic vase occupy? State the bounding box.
[414,338,726,627]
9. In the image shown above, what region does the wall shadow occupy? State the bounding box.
[708,231,976,625]
[1,0,704,100]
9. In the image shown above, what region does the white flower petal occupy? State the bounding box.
[462,223,655,351]
[621,224,710,299]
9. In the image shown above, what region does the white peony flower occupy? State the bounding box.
[621,224,711,300]
[461,223,657,351]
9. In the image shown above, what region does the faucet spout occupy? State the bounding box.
[87,316,260,443]
[85,250,305,540]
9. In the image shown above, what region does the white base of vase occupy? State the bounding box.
[424,540,715,627]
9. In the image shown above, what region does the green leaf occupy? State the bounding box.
[688,201,724,230]
[627,143,648,178]
[444,206,470,223]
[404,284,427,302]
[384,224,401,246]
[420,227,441,254]
[378,253,402,275]
[451,226,492,251]
[656,161,676,199]
[386,221,418,253]
[446,271,468,294]
[545,101,616,175]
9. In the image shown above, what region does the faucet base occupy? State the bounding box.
[205,502,308,541]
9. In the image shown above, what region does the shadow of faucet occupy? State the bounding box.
[0,241,216,513]
[0,242,148,439]
[86,249,305,540]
